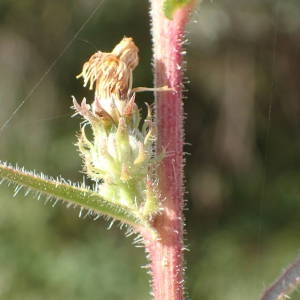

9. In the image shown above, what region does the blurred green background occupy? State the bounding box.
[0,0,300,299]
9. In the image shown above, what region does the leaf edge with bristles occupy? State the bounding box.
[0,161,152,231]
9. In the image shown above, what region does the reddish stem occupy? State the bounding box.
[141,1,193,299]
[261,255,300,300]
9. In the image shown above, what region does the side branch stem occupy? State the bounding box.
[261,254,300,300]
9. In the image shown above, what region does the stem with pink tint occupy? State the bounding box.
[141,1,194,299]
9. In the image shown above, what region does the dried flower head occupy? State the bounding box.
[76,37,138,100]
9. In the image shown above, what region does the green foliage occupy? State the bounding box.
[163,0,194,19]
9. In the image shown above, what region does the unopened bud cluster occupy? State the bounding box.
[73,37,160,217]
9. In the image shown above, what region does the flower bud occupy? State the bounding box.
[73,37,160,216]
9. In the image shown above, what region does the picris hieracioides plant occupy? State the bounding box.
[0,0,196,297]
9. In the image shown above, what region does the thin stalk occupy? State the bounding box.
[261,255,300,300]
[142,1,194,299]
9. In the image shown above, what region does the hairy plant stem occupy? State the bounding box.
[261,254,300,300]
[142,1,194,299]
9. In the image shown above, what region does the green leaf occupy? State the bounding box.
[163,0,194,19]
[0,162,149,229]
